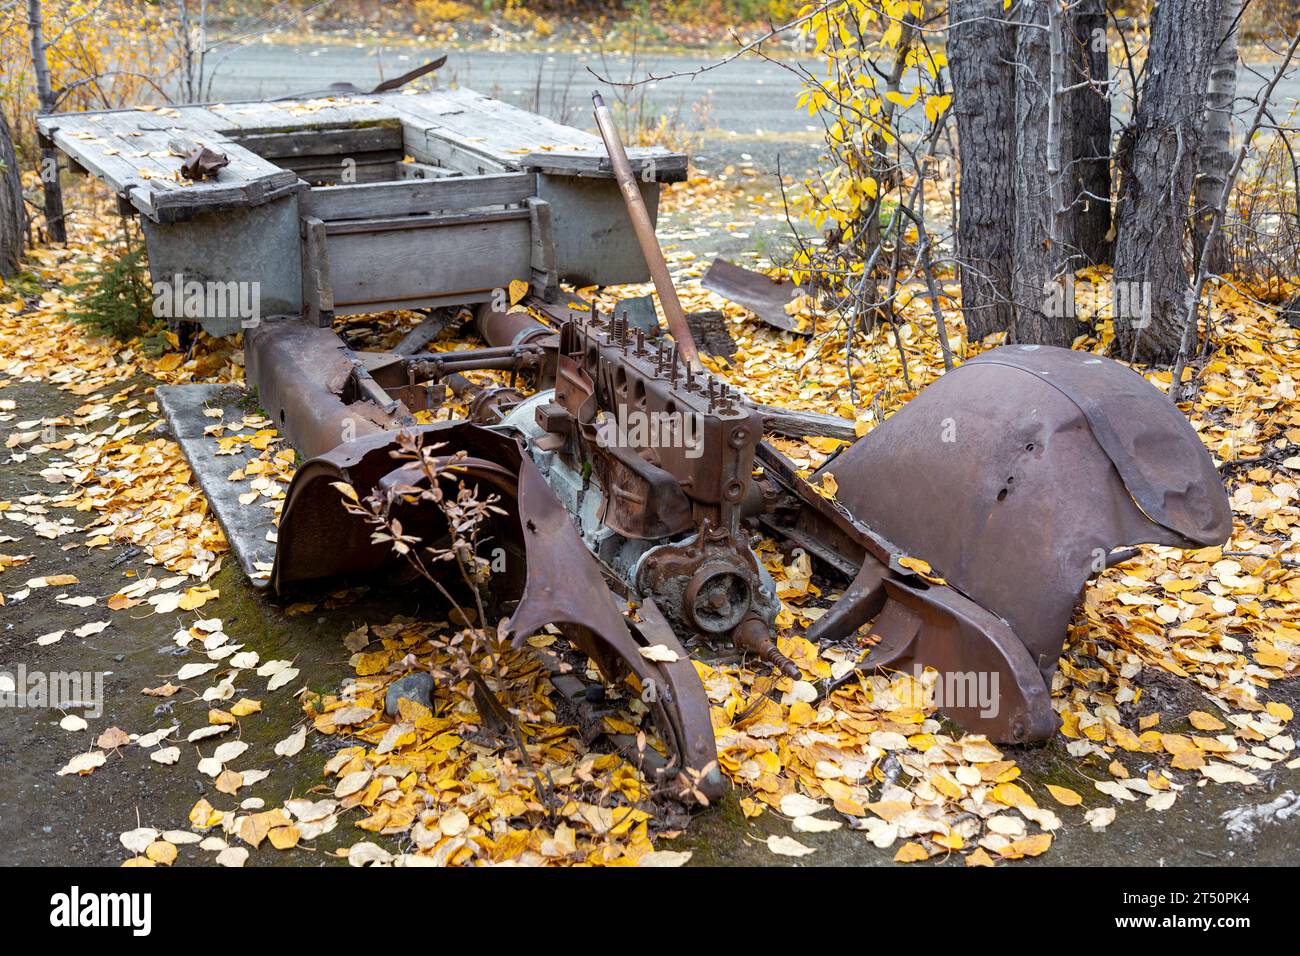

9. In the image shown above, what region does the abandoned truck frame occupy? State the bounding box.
[42,80,1232,804]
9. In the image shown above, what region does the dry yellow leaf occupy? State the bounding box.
[893,841,930,863]
[1045,784,1083,807]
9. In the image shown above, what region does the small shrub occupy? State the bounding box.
[64,232,155,342]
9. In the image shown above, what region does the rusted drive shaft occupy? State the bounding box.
[591,91,700,368]
[733,615,801,679]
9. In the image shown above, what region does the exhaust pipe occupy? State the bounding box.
[591,91,700,368]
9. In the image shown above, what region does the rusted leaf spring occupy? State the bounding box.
[272,417,723,802]
[796,344,1232,742]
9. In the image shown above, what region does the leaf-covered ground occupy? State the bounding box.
[1,177,1297,867]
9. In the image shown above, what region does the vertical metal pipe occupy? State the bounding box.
[591,92,700,367]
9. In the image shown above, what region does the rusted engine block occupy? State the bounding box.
[497,311,794,677]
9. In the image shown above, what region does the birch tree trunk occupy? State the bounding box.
[1112,0,1225,363]
[1067,0,1112,265]
[0,110,25,277]
[26,0,66,244]
[1010,0,1080,346]
[951,0,1016,342]
[1192,0,1242,276]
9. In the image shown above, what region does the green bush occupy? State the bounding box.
[65,234,155,343]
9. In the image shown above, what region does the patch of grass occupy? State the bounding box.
[0,269,44,299]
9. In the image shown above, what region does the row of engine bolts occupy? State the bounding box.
[590,304,740,415]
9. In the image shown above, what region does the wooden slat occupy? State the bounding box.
[300,171,534,222]
[527,197,557,298]
[326,216,532,307]
[391,87,686,182]
[321,207,528,236]
[396,160,462,180]
[301,216,334,326]
[234,123,404,159]
[521,150,689,183]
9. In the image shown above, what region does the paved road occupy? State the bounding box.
[207,42,1299,140]
[206,43,819,134]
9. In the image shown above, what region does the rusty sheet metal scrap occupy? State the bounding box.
[701,258,809,334]
[180,145,230,181]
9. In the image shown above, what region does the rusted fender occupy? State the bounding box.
[273,422,723,800]
[816,558,1060,743]
[506,456,724,801]
[815,345,1232,695]
[273,421,524,591]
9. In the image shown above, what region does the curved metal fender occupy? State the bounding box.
[814,345,1233,691]
[273,423,723,801]
[273,422,523,590]
[506,456,724,801]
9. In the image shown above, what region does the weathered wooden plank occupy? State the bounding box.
[156,384,276,585]
[527,197,557,298]
[521,150,689,183]
[334,290,496,316]
[202,97,395,133]
[327,216,532,307]
[277,152,406,185]
[322,207,528,236]
[301,171,533,221]
[399,121,509,175]
[396,160,462,180]
[41,108,299,221]
[753,404,859,441]
[392,87,685,182]
[301,215,334,326]
[233,123,404,159]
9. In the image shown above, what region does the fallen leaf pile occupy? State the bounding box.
[295,620,674,866]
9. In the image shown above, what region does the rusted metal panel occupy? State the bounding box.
[802,345,1232,741]
[963,345,1233,544]
[701,258,808,333]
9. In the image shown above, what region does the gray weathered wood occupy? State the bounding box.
[396,161,462,180]
[320,207,529,236]
[753,404,859,442]
[527,197,557,299]
[156,384,277,585]
[325,215,532,310]
[301,171,533,221]
[520,151,688,183]
[301,215,334,326]
[234,123,403,159]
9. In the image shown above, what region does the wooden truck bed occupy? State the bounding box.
[38,86,687,334]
